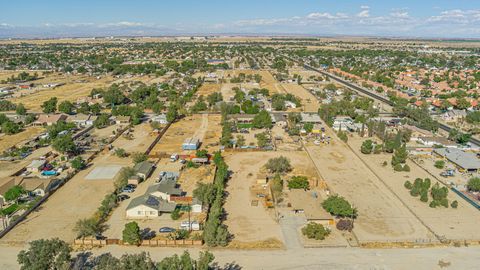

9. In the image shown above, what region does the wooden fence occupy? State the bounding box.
[73,238,203,247]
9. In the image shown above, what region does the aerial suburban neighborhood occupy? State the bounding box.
[1,1,480,269]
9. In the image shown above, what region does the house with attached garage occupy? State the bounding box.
[126,194,177,219]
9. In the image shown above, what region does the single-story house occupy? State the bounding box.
[417,137,457,148]
[114,115,131,125]
[434,148,480,172]
[270,112,287,127]
[126,194,177,219]
[151,114,168,125]
[67,114,97,127]
[442,110,467,122]
[228,114,256,123]
[146,179,183,202]
[133,161,155,180]
[332,116,353,131]
[26,160,46,173]
[301,113,322,124]
[33,114,67,126]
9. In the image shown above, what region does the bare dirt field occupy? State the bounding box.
[151,114,221,155]
[280,83,320,112]
[0,126,44,153]
[348,136,480,241]
[223,151,320,248]
[304,128,435,243]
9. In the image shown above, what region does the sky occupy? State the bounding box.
[1,0,480,38]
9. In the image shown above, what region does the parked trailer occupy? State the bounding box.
[182,138,200,150]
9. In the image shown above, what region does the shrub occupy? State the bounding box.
[394,164,404,172]
[170,208,181,220]
[467,177,480,192]
[420,191,429,202]
[360,140,374,154]
[122,222,141,245]
[336,219,354,232]
[451,200,458,209]
[287,176,309,190]
[404,180,413,190]
[402,164,410,172]
[302,222,330,240]
[131,152,147,164]
[434,160,445,169]
[115,148,127,158]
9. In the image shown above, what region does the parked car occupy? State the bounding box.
[126,184,137,189]
[159,227,176,233]
[121,186,135,193]
[117,194,130,202]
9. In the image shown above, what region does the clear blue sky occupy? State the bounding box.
[1,0,480,38]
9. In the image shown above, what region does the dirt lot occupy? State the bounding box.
[111,122,157,153]
[151,114,221,155]
[0,126,44,153]
[224,69,284,95]
[348,136,480,241]
[223,151,320,248]
[304,128,435,243]
[281,83,320,112]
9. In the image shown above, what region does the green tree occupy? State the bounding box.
[131,152,147,164]
[196,149,208,158]
[360,140,374,154]
[256,132,269,148]
[2,121,21,135]
[115,167,135,191]
[166,105,178,123]
[71,156,86,170]
[252,110,272,129]
[236,135,246,147]
[73,218,101,238]
[193,183,216,206]
[265,156,292,174]
[196,251,215,270]
[41,97,58,113]
[15,103,27,115]
[391,145,407,167]
[322,195,356,218]
[303,122,314,133]
[58,101,75,115]
[17,238,71,270]
[52,134,77,153]
[122,221,141,245]
[94,113,110,128]
[4,185,25,202]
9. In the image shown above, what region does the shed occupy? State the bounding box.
[133,161,154,180]
[26,160,46,173]
[182,138,200,150]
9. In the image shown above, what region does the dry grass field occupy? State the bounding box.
[281,83,320,112]
[0,126,43,153]
[10,75,114,111]
[197,83,222,96]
